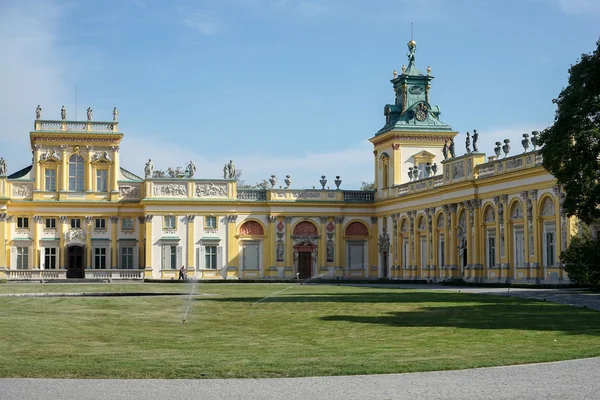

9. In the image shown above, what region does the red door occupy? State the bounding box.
[298,252,312,279]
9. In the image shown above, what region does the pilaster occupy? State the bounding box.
[33,216,41,268]
[111,146,119,193]
[442,205,450,279]
[529,190,539,280]
[85,216,93,268]
[319,216,328,268]
[227,215,239,268]
[267,215,277,270]
[408,212,415,278]
[186,215,195,276]
[449,204,458,274]
[284,216,293,269]
[59,216,67,268]
[138,216,145,269]
[110,216,118,268]
[472,200,482,276]
[144,215,153,276]
[334,216,344,274]
[392,144,401,185]
[60,146,68,191]
[0,213,6,269]
[33,145,41,191]
[370,216,378,276]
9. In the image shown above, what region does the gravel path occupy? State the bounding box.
[2,357,599,400]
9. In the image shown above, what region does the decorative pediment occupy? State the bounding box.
[39,149,61,163]
[293,221,318,237]
[239,221,265,236]
[484,207,496,223]
[345,221,369,237]
[411,150,436,160]
[540,198,555,217]
[511,202,524,220]
[91,151,112,164]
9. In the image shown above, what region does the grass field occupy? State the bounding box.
[1,283,599,379]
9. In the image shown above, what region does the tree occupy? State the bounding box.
[235,169,269,189]
[360,181,376,191]
[539,38,600,225]
[561,231,600,289]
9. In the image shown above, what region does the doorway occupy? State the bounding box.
[67,245,85,279]
[298,252,312,279]
[381,251,388,278]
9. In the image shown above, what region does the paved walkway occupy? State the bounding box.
[1,357,599,400]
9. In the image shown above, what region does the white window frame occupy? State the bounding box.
[486,230,496,268]
[94,247,107,269]
[16,246,29,269]
[514,229,525,268]
[45,218,56,229]
[164,215,176,230]
[95,218,106,230]
[45,168,56,191]
[121,247,134,269]
[96,169,108,192]
[122,217,134,231]
[68,154,85,191]
[543,224,556,268]
[17,217,29,229]
[44,247,57,269]
[205,216,217,229]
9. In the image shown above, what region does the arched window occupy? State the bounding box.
[69,154,84,191]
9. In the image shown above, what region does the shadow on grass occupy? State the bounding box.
[195,291,528,304]
[319,303,600,335]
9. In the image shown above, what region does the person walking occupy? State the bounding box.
[179,265,186,280]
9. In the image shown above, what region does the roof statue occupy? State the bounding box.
[87,107,93,121]
[473,129,479,152]
[0,157,7,176]
[144,159,153,178]
[466,132,471,154]
[404,40,421,76]
[35,105,42,120]
[187,161,196,178]
[61,105,67,120]
[113,107,119,121]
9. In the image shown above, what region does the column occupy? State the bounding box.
[226,215,238,269]
[85,216,92,269]
[449,204,458,275]
[144,215,153,276]
[138,217,145,269]
[319,216,327,269]
[442,206,450,279]
[529,190,540,281]
[500,195,509,280]
[555,190,564,279]
[425,210,432,279]
[334,216,344,274]
[34,145,41,191]
[86,155,93,192]
[370,217,378,278]
[472,200,482,280]
[267,216,276,269]
[521,192,531,280]
[392,144,401,185]
[186,215,195,276]
[464,202,473,280]
[59,216,67,268]
[33,216,41,268]
[408,212,415,278]
[284,216,293,269]
[60,146,68,191]
[373,150,378,191]
[110,216,118,268]
[111,146,119,192]
[0,213,6,269]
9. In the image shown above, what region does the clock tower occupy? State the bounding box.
[370,40,457,195]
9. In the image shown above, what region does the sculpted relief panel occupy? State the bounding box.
[239,221,265,236]
[12,184,32,198]
[119,185,140,199]
[154,183,187,197]
[345,221,369,237]
[195,183,227,198]
[293,221,318,237]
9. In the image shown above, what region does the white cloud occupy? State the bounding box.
[0,0,72,174]
[183,13,222,35]
[556,0,600,15]
[120,132,373,189]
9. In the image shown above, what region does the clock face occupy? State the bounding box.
[415,103,428,121]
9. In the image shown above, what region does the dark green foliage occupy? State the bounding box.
[360,181,376,191]
[540,38,600,224]
[561,235,600,289]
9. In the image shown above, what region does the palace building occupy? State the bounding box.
[0,40,573,284]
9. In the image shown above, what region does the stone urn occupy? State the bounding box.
[408,167,414,181]
[284,175,292,189]
[425,163,432,178]
[319,175,327,190]
[269,175,277,188]
[431,163,438,175]
[334,176,342,190]
[502,139,511,158]
[521,133,530,153]
[531,131,539,151]
[494,142,502,158]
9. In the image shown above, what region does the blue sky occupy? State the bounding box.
[0,0,598,189]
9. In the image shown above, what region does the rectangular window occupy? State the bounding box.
[122,217,134,231]
[95,218,106,230]
[205,216,217,229]
[71,218,81,229]
[402,240,408,268]
[420,237,427,268]
[94,247,107,269]
[170,245,177,269]
[487,236,496,268]
[44,247,57,269]
[45,169,56,191]
[17,217,29,229]
[121,247,134,269]
[45,218,56,229]
[17,247,29,269]
[96,169,108,192]
[546,232,555,267]
[205,246,217,269]
[164,215,176,229]
[515,231,525,268]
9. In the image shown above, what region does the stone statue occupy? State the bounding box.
[473,129,479,152]
[442,139,449,160]
[61,105,67,120]
[465,132,471,154]
[144,159,153,178]
[113,107,119,121]
[187,161,196,178]
[0,157,7,176]
[276,244,284,261]
[449,138,456,158]
[227,160,236,179]
[223,165,228,179]
[87,107,93,121]
[35,105,42,120]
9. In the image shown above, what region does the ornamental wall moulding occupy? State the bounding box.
[195,182,227,198]
[293,221,318,237]
[186,215,196,222]
[0,213,7,222]
[144,215,154,222]
[239,221,265,236]
[436,214,445,228]
[119,185,140,199]
[227,215,238,223]
[511,203,524,220]
[319,216,329,223]
[91,151,112,164]
[540,198,556,217]
[12,184,31,197]
[154,183,187,197]
[84,216,93,224]
[529,189,538,200]
[65,228,86,243]
[110,216,119,223]
[277,220,285,231]
[452,162,465,180]
[39,148,61,163]
[267,215,277,223]
[290,191,321,199]
[484,207,496,223]
[371,134,455,147]
[59,216,68,222]
[334,216,344,224]
[32,136,120,143]
[345,221,369,237]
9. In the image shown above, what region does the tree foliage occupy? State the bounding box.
[561,233,600,289]
[360,181,376,191]
[236,169,269,189]
[539,38,600,224]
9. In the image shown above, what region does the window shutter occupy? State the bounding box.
[56,247,60,269]
[177,246,183,268]
[28,246,32,269]
[41,247,45,269]
[108,245,112,269]
[199,246,205,269]
[133,246,139,269]
[161,246,166,269]
[196,247,200,269]
[10,247,17,269]
[217,246,223,269]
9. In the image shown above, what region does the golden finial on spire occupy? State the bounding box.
[401,64,406,73]
[427,65,431,75]
[393,69,397,79]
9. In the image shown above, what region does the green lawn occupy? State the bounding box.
[1,283,599,379]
